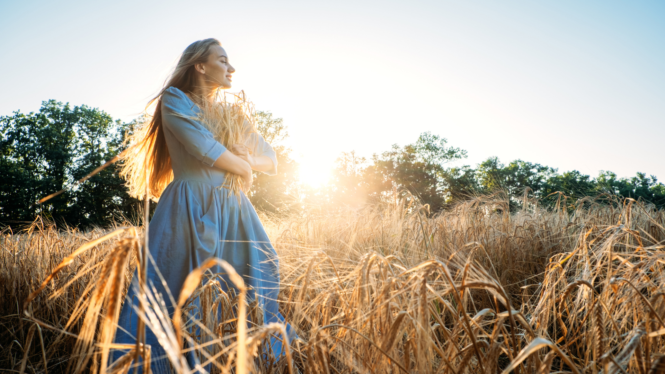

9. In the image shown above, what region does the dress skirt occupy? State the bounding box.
[113,179,296,372]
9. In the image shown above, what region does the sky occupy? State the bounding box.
[1,0,663,186]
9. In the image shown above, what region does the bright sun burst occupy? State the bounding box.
[297,159,332,188]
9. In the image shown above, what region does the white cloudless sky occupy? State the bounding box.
[1,0,663,186]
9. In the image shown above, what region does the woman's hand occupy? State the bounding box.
[230,144,256,192]
[230,144,255,168]
[230,143,276,173]
[241,169,253,194]
[212,149,253,193]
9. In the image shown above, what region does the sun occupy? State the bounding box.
[297,158,332,188]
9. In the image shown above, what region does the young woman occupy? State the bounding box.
[114,38,296,371]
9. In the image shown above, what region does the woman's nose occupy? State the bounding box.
[228,65,236,73]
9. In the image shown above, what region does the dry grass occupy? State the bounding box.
[196,90,258,195]
[2,193,665,373]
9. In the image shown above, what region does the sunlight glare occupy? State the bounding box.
[297,158,332,188]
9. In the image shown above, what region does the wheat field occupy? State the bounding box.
[2,193,665,373]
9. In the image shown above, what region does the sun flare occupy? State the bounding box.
[297,158,332,188]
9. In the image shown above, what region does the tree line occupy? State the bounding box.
[2,100,663,229]
[316,133,665,213]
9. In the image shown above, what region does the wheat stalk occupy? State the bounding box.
[195,90,258,197]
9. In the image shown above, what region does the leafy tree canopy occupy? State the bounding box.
[0,100,137,229]
[322,133,665,212]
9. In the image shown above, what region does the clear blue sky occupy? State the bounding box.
[1,0,663,185]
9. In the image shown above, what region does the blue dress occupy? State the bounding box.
[113,86,296,371]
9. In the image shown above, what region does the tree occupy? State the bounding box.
[1,101,75,224]
[338,138,665,212]
[0,100,137,229]
[354,132,467,212]
[69,110,139,226]
[541,170,596,202]
[439,165,480,202]
[328,151,369,208]
[595,171,665,207]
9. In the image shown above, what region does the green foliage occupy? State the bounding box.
[324,133,665,212]
[362,132,468,212]
[475,158,557,197]
[0,100,138,229]
[413,131,467,165]
[595,171,665,206]
[439,165,480,202]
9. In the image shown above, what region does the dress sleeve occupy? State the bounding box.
[246,132,278,176]
[161,87,226,167]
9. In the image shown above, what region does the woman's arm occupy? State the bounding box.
[250,155,275,173]
[229,144,275,173]
[212,151,253,192]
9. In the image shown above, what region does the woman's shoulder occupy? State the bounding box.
[162,86,196,113]
[163,86,192,103]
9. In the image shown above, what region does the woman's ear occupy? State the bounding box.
[194,63,205,75]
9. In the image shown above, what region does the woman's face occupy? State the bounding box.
[199,45,235,89]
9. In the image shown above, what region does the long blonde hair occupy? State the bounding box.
[120,38,222,200]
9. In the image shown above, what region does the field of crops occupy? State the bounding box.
[2,194,665,373]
